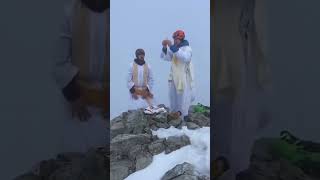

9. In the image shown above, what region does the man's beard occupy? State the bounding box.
[81,0,109,13]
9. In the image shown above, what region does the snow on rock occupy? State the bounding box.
[110,105,210,180]
[125,126,210,180]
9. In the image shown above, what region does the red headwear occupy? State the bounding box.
[172,30,185,40]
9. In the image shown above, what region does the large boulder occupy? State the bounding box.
[125,110,149,134]
[249,138,316,180]
[15,105,212,180]
[161,162,208,180]
[148,138,166,155]
[110,160,134,180]
[186,113,210,127]
[135,153,153,171]
[168,118,183,128]
[186,122,200,130]
[164,135,191,154]
[111,134,152,160]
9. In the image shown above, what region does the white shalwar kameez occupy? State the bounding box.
[160,44,195,117]
[127,62,154,110]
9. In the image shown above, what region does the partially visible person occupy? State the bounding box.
[53,0,109,152]
[212,0,271,179]
[161,30,195,120]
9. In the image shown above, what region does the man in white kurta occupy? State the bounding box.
[127,49,161,114]
[160,30,195,119]
[53,0,109,153]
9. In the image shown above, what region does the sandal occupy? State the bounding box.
[144,106,155,115]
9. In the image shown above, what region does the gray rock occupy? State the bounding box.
[156,122,170,129]
[249,138,315,180]
[152,135,159,141]
[111,134,151,145]
[186,113,210,127]
[14,173,41,180]
[81,149,107,177]
[161,162,199,180]
[110,121,126,139]
[164,135,191,154]
[135,153,153,171]
[47,149,109,180]
[128,145,145,161]
[148,139,166,155]
[111,134,151,158]
[158,104,167,108]
[170,175,198,180]
[154,112,168,123]
[198,175,210,180]
[150,124,159,131]
[158,104,170,112]
[48,165,75,180]
[177,120,187,129]
[17,105,214,180]
[168,118,182,127]
[188,105,198,114]
[125,110,148,134]
[56,152,85,162]
[110,160,133,180]
[279,158,309,180]
[148,119,157,125]
[186,122,200,129]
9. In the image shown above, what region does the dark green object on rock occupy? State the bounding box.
[270,131,320,176]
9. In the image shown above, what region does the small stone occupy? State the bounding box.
[186,122,200,129]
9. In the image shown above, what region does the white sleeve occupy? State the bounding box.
[160,46,173,61]
[52,1,79,89]
[127,63,135,90]
[147,64,154,92]
[174,46,192,63]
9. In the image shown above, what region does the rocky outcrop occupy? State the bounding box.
[161,162,209,180]
[14,105,210,180]
[110,105,210,139]
[110,105,210,180]
[164,135,191,154]
[14,147,109,180]
[247,138,320,180]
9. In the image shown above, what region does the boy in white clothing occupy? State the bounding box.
[128,49,165,114]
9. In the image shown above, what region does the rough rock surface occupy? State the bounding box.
[14,105,211,180]
[161,162,209,180]
[110,106,210,180]
[164,135,191,154]
[247,138,319,180]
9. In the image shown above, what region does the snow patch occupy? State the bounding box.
[125,126,210,180]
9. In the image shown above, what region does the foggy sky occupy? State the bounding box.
[110,0,210,118]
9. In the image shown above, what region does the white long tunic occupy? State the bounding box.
[160,45,195,116]
[127,62,154,110]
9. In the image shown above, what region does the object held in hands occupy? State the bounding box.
[162,39,172,47]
